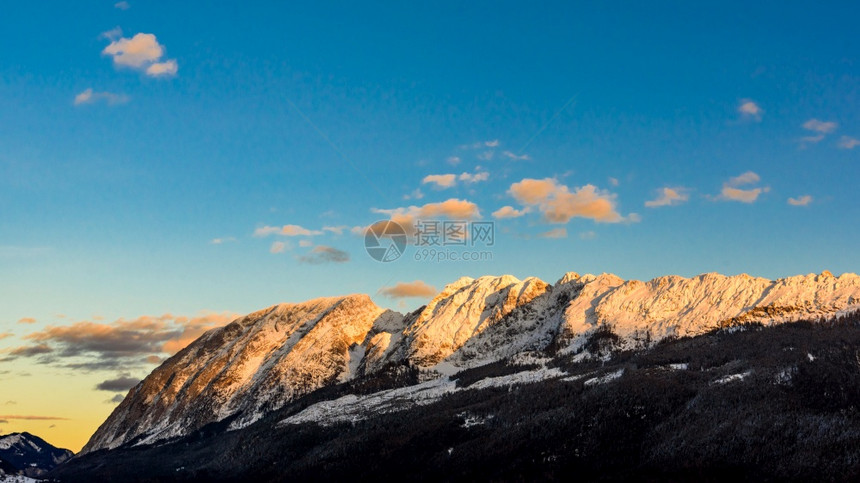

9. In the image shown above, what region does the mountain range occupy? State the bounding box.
[80,270,860,456]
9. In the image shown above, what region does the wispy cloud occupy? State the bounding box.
[458,170,489,184]
[114,1,130,9]
[502,151,530,161]
[254,224,323,237]
[0,415,69,421]
[102,32,178,77]
[5,312,237,370]
[799,118,839,146]
[787,195,813,206]
[379,280,437,299]
[17,318,36,325]
[538,227,567,239]
[0,332,13,341]
[270,241,288,254]
[838,136,860,150]
[645,187,690,208]
[210,237,236,245]
[298,245,349,264]
[738,99,763,121]
[73,88,129,106]
[713,171,769,203]
[508,178,635,224]
[322,225,349,235]
[446,156,461,166]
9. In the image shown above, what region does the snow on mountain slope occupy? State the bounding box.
[556,271,860,350]
[81,295,394,454]
[81,270,860,455]
[0,432,72,477]
[397,275,550,367]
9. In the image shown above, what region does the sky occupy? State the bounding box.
[1,1,859,451]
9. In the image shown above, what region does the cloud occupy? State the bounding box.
[738,99,763,121]
[458,171,489,183]
[114,1,130,9]
[322,225,348,235]
[6,344,53,357]
[102,33,178,77]
[492,206,528,219]
[95,375,141,392]
[107,394,125,404]
[298,240,313,247]
[0,332,13,341]
[485,140,499,147]
[298,245,349,264]
[379,280,437,299]
[7,312,237,369]
[0,415,69,421]
[838,136,860,149]
[645,187,690,208]
[502,151,530,161]
[787,195,813,206]
[477,151,494,161]
[422,174,457,189]
[403,188,424,200]
[17,318,36,325]
[508,178,630,224]
[73,88,129,106]
[803,119,838,134]
[270,241,288,254]
[254,224,322,237]
[538,228,567,239]
[447,156,461,166]
[210,237,236,245]
[713,171,769,203]
[374,198,480,225]
[145,60,178,77]
[579,231,597,240]
[608,177,619,187]
[100,27,123,41]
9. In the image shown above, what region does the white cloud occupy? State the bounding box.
[538,228,567,239]
[270,241,288,254]
[502,151,530,161]
[838,136,860,149]
[145,59,178,77]
[422,174,457,189]
[485,140,499,147]
[254,224,323,237]
[787,195,813,206]
[210,237,236,245]
[403,188,424,200]
[458,170,489,184]
[102,33,178,77]
[73,88,129,106]
[322,225,348,235]
[114,1,130,9]
[645,187,689,208]
[477,150,495,161]
[802,119,838,134]
[608,177,619,187]
[738,99,763,121]
[447,156,461,166]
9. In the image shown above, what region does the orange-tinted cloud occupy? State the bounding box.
[379,280,437,299]
[645,187,689,208]
[714,171,769,203]
[508,178,630,224]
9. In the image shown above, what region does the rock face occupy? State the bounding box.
[82,295,395,453]
[81,270,860,454]
[0,432,73,477]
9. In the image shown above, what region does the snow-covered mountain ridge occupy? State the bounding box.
[81,270,860,454]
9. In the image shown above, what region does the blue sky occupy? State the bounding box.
[1,1,859,448]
